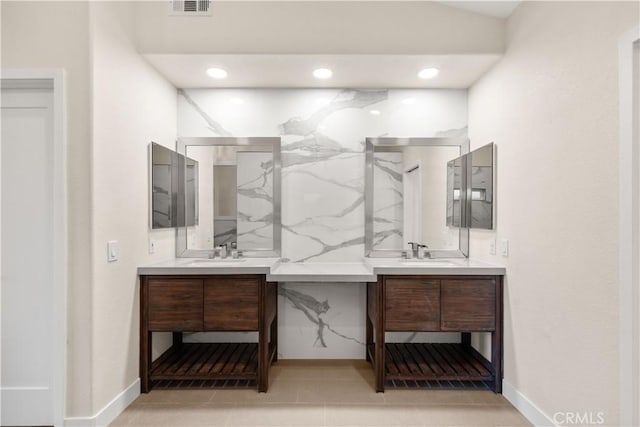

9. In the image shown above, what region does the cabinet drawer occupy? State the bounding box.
[385,278,440,331]
[204,278,259,331]
[441,279,495,331]
[148,279,203,331]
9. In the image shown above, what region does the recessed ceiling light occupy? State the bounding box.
[206,68,228,79]
[370,110,381,116]
[418,68,439,79]
[401,98,416,105]
[313,68,333,79]
[230,97,244,105]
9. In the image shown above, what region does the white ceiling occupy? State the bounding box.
[144,54,502,89]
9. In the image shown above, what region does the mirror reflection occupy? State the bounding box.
[469,143,494,229]
[446,155,463,228]
[176,138,281,257]
[150,142,198,229]
[446,142,494,230]
[366,137,470,257]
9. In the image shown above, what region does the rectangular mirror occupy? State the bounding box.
[469,143,494,229]
[150,142,198,229]
[446,142,494,230]
[365,137,470,258]
[176,137,281,257]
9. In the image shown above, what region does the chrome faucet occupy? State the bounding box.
[407,242,429,259]
[218,243,228,259]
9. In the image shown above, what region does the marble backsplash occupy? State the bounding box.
[178,88,467,358]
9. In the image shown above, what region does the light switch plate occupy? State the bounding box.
[107,240,119,262]
[489,239,496,255]
[500,239,509,257]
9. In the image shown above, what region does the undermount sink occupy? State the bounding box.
[186,258,247,266]
[399,259,458,267]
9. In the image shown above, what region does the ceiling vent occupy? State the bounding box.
[169,0,212,16]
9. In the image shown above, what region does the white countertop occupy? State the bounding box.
[138,257,505,280]
[364,257,506,276]
[137,257,281,276]
[267,262,376,282]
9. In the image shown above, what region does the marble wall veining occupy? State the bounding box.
[237,152,274,249]
[372,152,404,250]
[178,88,467,358]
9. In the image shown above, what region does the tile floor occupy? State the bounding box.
[110,360,532,427]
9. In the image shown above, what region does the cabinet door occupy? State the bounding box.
[441,279,495,331]
[385,278,440,331]
[148,279,203,331]
[204,277,259,331]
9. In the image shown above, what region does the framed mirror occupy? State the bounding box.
[149,142,198,229]
[469,143,494,229]
[176,137,281,258]
[446,142,495,230]
[365,137,470,258]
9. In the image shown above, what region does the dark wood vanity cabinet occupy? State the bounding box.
[366,275,503,393]
[140,275,277,393]
[385,278,440,331]
[441,279,496,331]
[147,279,204,331]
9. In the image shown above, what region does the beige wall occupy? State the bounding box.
[468,1,639,424]
[89,1,176,412]
[1,1,94,417]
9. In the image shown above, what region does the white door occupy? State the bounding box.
[1,84,56,425]
[403,164,422,245]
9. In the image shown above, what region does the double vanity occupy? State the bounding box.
[138,258,504,394]
[144,134,501,394]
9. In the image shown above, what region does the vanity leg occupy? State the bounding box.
[492,276,504,393]
[140,276,151,393]
[366,284,373,363]
[172,332,183,348]
[374,277,385,393]
[258,280,269,393]
[271,297,278,363]
[461,332,471,347]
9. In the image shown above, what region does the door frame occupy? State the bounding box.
[619,26,640,427]
[1,69,67,427]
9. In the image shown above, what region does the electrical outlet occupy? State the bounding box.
[149,238,157,254]
[500,239,509,257]
[107,240,120,262]
[489,239,496,255]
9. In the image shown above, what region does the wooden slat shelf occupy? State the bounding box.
[151,379,257,389]
[385,343,493,382]
[151,343,259,381]
[384,379,492,390]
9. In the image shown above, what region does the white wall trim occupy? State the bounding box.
[0,68,67,427]
[503,380,556,427]
[619,24,640,427]
[64,379,140,427]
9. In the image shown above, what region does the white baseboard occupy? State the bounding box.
[65,379,140,427]
[503,380,557,427]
